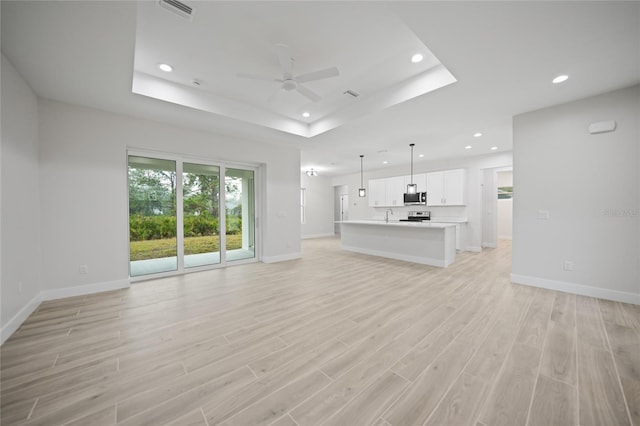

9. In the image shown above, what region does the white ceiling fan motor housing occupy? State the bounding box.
[282,79,297,91]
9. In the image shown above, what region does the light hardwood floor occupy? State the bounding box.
[1,238,639,426]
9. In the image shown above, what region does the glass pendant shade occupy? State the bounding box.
[407,143,416,194]
[358,154,366,197]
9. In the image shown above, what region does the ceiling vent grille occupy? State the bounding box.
[344,89,360,98]
[158,0,194,20]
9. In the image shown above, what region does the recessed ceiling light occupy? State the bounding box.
[474,132,483,138]
[418,154,424,158]
[158,63,173,72]
[302,112,310,118]
[383,161,389,164]
[411,53,424,63]
[465,145,472,149]
[552,75,569,84]
[491,146,498,150]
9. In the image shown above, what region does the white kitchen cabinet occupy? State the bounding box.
[385,176,405,207]
[368,178,386,207]
[426,169,465,206]
[426,172,444,206]
[368,171,461,208]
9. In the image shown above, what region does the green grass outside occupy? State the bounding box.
[130,234,243,261]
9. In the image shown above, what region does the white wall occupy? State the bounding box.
[497,170,513,240]
[331,152,513,252]
[300,173,335,239]
[512,85,640,304]
[1,55,42,340]
[36,99,302,295]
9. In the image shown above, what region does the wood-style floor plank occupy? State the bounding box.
[477,343,542,426]
[423,373,490,426]
[383,342,476,426]
[527,374,577,426]
[0,238,638,426]
[539,319,576,385]
[577,342,631,426]
[324,371,409,426]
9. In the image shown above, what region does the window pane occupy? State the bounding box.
[183,163,221,268]
[225,168,255,261]
[128,156,177,276]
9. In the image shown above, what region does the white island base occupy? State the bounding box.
[338,220,457,267]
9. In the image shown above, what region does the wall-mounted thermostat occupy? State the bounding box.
[588,120,617,134]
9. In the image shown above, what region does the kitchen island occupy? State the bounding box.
[337,220,457,267]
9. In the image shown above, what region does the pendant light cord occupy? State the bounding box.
[360,155,364,187]
[410,143,415,184]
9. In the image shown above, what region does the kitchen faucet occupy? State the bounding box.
[385,208,394,223]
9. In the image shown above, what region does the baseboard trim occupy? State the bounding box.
[1,293,43,345]
[1,279,131,346]
[262,252,302,263]
[482,242,497,248]
[511,273,640,305]
[466,246,483,253]
[41,279,130,301]
[301,233,336,240]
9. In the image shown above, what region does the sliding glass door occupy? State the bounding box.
[128,156,178,276]
[183,163,221,268]
[225,168,255,262]
[128,153,257,278]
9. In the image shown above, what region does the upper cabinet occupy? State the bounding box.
[367,176,406,207]
[385,176,405,207]
[367,169,464,207]
[368,178,386,207]
[426,169,465,206]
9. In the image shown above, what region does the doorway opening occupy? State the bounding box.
[481,166,513,248]
[333,185,349,235]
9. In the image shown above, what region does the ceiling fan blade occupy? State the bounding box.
[296,67,340,83]
[296,84,321,103]
[275,43,293,77]
[237,73,281,82]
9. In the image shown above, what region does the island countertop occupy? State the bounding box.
[336,220,457,267]
[335,220,457,229]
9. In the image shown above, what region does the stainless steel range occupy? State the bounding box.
[400,210,431,222]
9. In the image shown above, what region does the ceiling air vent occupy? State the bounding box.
[344,89,360,98]
[158,0,194,20]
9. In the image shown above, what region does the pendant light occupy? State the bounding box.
[407,143,417,194]
[358,155,366,197]
[306,168,318,177]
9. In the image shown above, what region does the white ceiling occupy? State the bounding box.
[133,1,455,136]
[2,1,639,176]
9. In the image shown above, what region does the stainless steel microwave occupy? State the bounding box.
[403,192,426,205]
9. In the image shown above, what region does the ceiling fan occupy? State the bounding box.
[237,43,339,103]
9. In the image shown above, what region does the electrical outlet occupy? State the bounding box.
[563,261,574,271]
[79,264,89,274]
